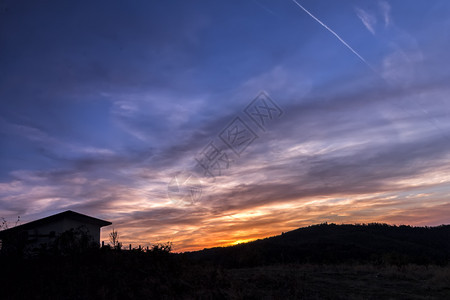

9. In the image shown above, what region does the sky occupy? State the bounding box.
[1,0,450,252]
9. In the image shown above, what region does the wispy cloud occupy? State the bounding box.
[381,49,422,86]
[3,74,450,251]
[355,8,377,35]
[379,1,391,27]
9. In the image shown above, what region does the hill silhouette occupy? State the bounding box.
[184,223,450,267]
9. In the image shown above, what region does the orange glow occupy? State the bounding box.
[230,239,255,245]
[99,179,450,253]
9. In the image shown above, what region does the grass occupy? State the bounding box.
[216,264,450,299]
[1,251,449,299]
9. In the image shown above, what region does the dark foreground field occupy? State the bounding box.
[221,264,450,299]
[0,253,449,299]
[1,223,449,299]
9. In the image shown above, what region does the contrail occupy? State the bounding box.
[291,0,375,72]
[252,0,279,17]
[292,1,450,142]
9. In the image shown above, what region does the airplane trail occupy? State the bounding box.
[291,0,375,72]
[252,0,279,17]
[292,1,450,141]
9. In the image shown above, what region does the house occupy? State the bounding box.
[0,210,111,254]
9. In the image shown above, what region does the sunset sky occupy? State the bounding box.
[1,0,450,252]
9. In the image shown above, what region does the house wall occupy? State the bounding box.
[24,218,102,249]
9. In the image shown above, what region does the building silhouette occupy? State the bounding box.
[0,210,111,254]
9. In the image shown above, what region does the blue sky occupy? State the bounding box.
[1,0,450,251]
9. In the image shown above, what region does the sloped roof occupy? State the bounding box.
[0,210,112,237]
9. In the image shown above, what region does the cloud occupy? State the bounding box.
[2,72,450,251]
[3,69,450,250]
[379,1,391,27]
[355,8,377,35]
[381,49,422,86]
[110,91,208,146]
[239,65,312,101]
